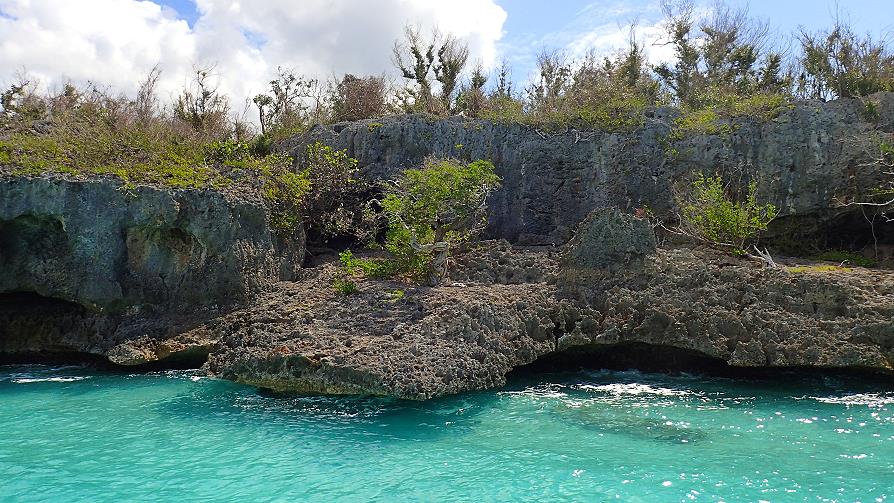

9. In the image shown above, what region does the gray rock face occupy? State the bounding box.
[563,248,894,371]
[0,173,304,360]
[287,93,894,245]
[0,174,303,313]
[561,207,656,273]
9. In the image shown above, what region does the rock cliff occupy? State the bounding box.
[203,233,894,400]
[0,172,303,359]
[2,95,894,398]
[287,93,894,246]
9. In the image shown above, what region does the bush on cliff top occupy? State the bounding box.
[0,75,381,237]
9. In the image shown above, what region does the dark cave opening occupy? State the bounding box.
[0,292,210,370]
[769,210,894,260]
[513,343,734,376]
[822,210,894,252]
[0,291,109,365]
[509,342,894,382]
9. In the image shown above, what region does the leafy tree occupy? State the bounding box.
[253,67,317,136]
[392,25,437,113]
[381,158,501,284]
[493,59,514,98]
[526,50,572,114]
[797,22,894,100]
[392,25,470,114]
[456,63,487,117]
[433,34,470,111]
[678,174,778,254]
[654,0,788,108]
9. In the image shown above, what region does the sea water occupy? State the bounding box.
[1,365,892,502]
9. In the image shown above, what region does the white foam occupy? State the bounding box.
[11,376,90,383]
[812,393,894,407]
[577,383,694,398]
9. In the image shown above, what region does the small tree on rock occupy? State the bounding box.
[677,174,777,254]
[330,74,388,122]
[382,158,501,285]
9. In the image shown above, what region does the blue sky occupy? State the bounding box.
[492,0,893,39]
[154,0,894,85]
[155,0,894,34]
[492,0,894,82]
[2,0,891,106]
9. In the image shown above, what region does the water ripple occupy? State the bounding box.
[1,364,893,502]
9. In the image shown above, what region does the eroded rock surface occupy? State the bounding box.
[561,207,656,273]
[0,174,302,312]
[201,239,894,399]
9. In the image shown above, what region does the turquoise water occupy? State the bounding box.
[1,366,893,502]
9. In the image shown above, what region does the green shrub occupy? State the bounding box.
[381,157,501,284]
[787,264,849,274]
[678,174,778,254]
[332,277,358,295]
[297,142,374,244]
[797,22,894,100]
[385,289,406,301]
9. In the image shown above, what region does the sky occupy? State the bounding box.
[0,0,891,110]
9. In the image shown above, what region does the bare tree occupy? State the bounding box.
[331,74,388,122]
[433,34,470,111]
[392,25,470,114]
[175,66,231,138]
[134,65,162,123]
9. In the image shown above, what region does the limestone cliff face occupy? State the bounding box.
[286,93,894,245]
[0,173,303,359]
[2,95,894,395]
[0,174,302,313]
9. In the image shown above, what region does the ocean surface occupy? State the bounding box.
[1,365,892,502]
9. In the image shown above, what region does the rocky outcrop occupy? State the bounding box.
[0,172,303,360]
[560,207,656,273]
[205,246,566,399]
[198,208,894,399]
[287,93,894,246]
[200,239,894,399]
[4,95,894,397]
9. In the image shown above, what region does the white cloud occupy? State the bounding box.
[497,0,677,87]
[0,0,195,98]
[565,21,676,66]
[0,0,507,110]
